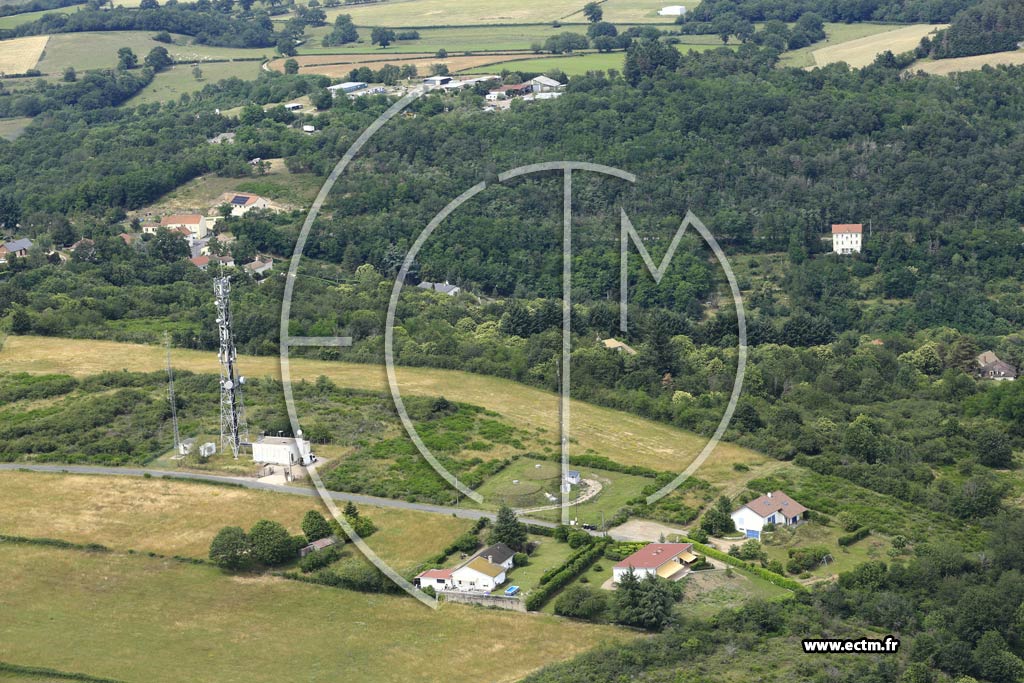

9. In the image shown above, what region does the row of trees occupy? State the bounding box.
[687,0,978,24]
[210,505,372,571]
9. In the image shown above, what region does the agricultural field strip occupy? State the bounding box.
[0,35,47,73]
[0,462,564,529]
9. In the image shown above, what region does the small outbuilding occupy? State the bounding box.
[299,536,337,557]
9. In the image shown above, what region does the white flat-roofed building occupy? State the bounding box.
[327,81,367,96]
[251,435,315,466]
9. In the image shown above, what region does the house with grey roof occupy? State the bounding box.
[0,238,33,262]
[417,281,461,296]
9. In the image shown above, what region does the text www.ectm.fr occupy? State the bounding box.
[802,637,900,654]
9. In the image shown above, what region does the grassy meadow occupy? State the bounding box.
[911,49,1024,75]
[465,43,729,76]
[0,116,31,140]
[0,35,47,73]
[0,543,634,683]
[809,23,946,68]
[35,31,269,74]
[133,158,321,216]
[0,470,470,571]
[777,22,920,68]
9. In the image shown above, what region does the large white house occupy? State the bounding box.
[451,556,507,591]
[832,223,863,254]
[251,435,316,466]
[161,214,210,240]
[612,542,697,583]
[731,491,807,539]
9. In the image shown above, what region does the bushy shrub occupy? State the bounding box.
[554,584,609,621]
[838,526,871,546]
[298,544,343,573]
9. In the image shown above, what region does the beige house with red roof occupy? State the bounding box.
[832,223,862,255]
[212,192,277,217]
[731,491,808,539]
[161,214,210,239]
[612,542,697,583]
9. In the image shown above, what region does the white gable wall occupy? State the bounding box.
[731,506,769,534]
[451,566,506,591]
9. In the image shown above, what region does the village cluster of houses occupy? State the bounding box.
[608,491,808,586]
[129,191,283,275]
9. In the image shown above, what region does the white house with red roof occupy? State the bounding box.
[831,223,862,255]
[414,568,455,591]
[731,491,808,539]
[612,542,697,584]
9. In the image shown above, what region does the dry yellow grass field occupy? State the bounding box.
[267,52,548,77]
[812,24,945,67]
[0,471,470,571]
[0,336,772,490]
[1,544,634,683]
[0,35,48,74]
[912,50,1024,75]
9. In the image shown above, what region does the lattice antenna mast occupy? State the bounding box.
[165,332,180,452]
[215,277,248,458]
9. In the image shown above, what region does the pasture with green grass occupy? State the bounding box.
[0,116,30,140]
[0,543,633,683]
[468,43,729,76]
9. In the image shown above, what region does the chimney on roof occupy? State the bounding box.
[487,555,493,563]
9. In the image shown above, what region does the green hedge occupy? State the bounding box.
[0,661,123,682]
[0,534,109,553]
[526,539,608,611]
[525,522,556,537]
[681,537,806,593]
[837,526,871,546]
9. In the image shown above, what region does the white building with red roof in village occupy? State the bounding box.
[161,214,210,240]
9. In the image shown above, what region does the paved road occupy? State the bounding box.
[0,463,559,528]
